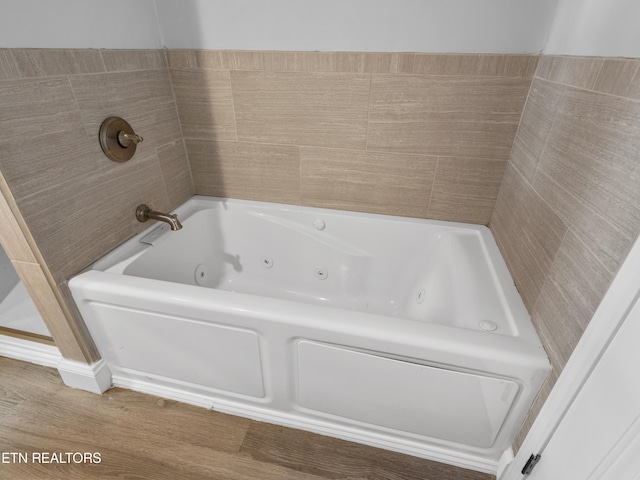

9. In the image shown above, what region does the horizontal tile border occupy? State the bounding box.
[167,49,539,76]
[0,48,540,82]
[535,55,640,101]
[0,49,168,80]
[0,48,540,80]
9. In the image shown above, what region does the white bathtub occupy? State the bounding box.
[69,196,549,473]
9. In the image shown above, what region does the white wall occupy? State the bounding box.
[0,0,162,49]
[0,0,559,54]
[154,0,559,53]
[544,0,640,57]
[4,0,637,57]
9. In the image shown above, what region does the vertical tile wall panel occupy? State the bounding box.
[367,75,529,159]
[491,164,568,311]
[17,150,171,284]
[532,231,613,372]
[0,49,194,361]
[188,139,301,204]
[170,50,536,224]
[230,70,370,150]
[428,157,507,225]
[69,69,182,150]
[509,79,564,184]
[300,147,436,217]
[171,69,237,141]
[533,87,640,273]
[171,51,536,224]
[0,78,98,200]
[156,141,194,207]
[0,77,80,141]
[491,55,640,451]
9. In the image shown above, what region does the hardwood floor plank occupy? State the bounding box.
[3,383,251,456]
[0,357,495,479]
[0,425,218,480]
[240,421,495,480]
[0,425,327,480]
[0,359,60,420]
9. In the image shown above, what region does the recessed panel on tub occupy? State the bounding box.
[296,341,518,448]
[88,303,265,398]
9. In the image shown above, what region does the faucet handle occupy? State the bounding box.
[118,131,143,147]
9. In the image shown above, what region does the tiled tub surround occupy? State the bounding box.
[2,48,639,461]
[168,50,537,225]
[0,49,193,360]
[490,55,640,448]
[0,48,536,361]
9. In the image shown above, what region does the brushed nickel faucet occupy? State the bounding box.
[136,204,182,231]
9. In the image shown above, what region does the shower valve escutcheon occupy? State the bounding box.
[99,117,144,162]
[136,204,182,231]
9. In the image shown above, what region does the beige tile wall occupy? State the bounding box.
[169,50,536,225]
[0,48,535,361]
[490,55,640,449]
[3,47,638,456]
[0,48,193,285]
[0,49,193,361]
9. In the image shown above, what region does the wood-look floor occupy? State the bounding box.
[0,357,494,480]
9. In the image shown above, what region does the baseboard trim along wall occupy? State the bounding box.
[0,334,62,368]
[57,358,112,394]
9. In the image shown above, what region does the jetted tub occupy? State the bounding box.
[69,196,549,473]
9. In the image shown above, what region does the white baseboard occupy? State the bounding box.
[0,334,113,395]
[57,358,112,394]
[0,334,62,367]
[113,373,215,409]
[112,371,498,475]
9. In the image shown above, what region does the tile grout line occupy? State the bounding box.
[182,136,500,169]
[64,74,94,143]
[501,56,540,173]
[165,48,196,197]
[364,74,373,151]
[534,74,640,104]
[298,145,304,206]
[529,227,568,318]
[529,83,565,188]
[96,49,109,74]
[528,169,619,279]
[425,157,440,218]
[227,69,240,142]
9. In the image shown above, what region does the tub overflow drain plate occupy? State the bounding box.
[195,264,209,286]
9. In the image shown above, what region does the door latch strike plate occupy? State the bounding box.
[521,453,541,475]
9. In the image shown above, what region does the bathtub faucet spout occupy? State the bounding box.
[135,204,182,231]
